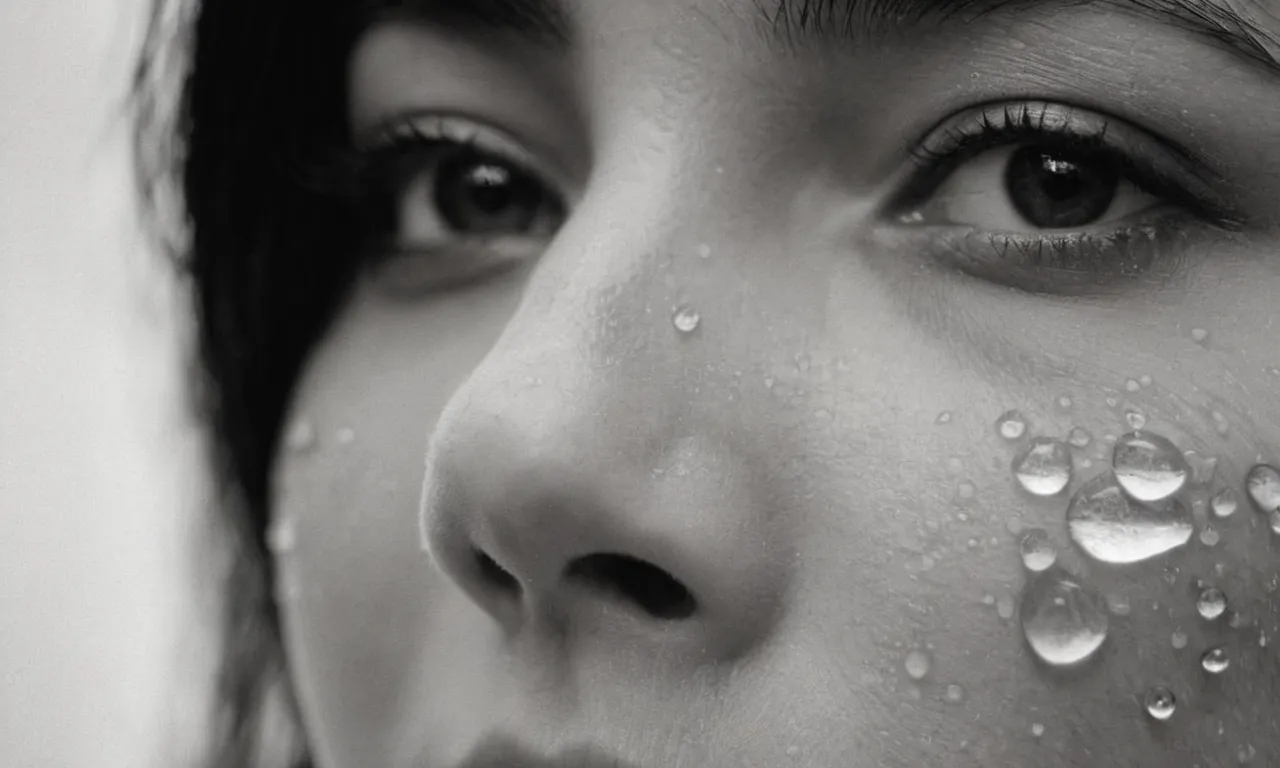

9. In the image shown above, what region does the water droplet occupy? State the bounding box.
[982,593,996,606]
[1245,464,1280,514]
[1020,528,1058,572]
[1212,488,1239,518]
[1010,37,1028,50]
[1200,526,1220,547]
[1269,509,1280,535]
[335,427,355,445]
[672,305,701,333]
[1125,411,1147,430]
[1197,587,1227,620]
[1140,375,1153,388]
[1212,411,1231,436]
[1239,743,1257,764]
[696,243,712,259]
[784,744,800,759]
[1144,686,1176,721]
[1020,570,1109,667]
[1057,395,1074,410]
[936,410,953,424]
[1012,438,1073,496]
[996,410,1027,440]
[266,516,296,554]
[898,210,925,224]
[284,420,315,453]
[1031,723,1045,738]
[1067,472,1194,564]
[996,594,1015,620]
[1126,378,1141,392]
[958,481,977,500]
[946,684,964,702]
[1113,431,1190,502]
[1171,630,1188,649]
[1201,646,1230,674]
[1107,593,1132,616]
[904,649,932,680]
[1191,327,1209,344]
[1068,427,1093,449]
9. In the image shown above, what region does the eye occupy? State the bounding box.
[887,102,1235,293]
[923,143,1160,232]
[357,116,567,297]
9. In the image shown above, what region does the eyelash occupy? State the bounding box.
[886,102,1241,288]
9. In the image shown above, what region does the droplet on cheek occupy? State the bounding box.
[1245,465,1280,514]
[1019,528,1058,572]
[1113,431,1190,502]
[1020,569,1109,667]
[1066,472,1194,564]
[1201,646,1230,674]
[672,305,701,334]
[1012,438,1073,496]
[1144,686,1176,721]
[1212,488,1239,518]
[1170,630,1188,649]
[904,649,932,680]
[1197,587,1228,620]
[996,410,1028,440]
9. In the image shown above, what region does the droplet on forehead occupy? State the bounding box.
[1012,438,1073,496]
[672,305,700,334]
[996,410,1027,440]
[1113,431,1190,502]
[1245,465,1280,513]
[1067,472,1193,564]
[1020,570,1108,667]
[1144,686,1176,721]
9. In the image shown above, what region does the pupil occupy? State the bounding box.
[1005,146,1119,229]
[435,151,542,233]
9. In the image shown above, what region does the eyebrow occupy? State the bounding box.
[364,0,573,47]
[767,0,1280,74]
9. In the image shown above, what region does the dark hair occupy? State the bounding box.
[131,1,377,765]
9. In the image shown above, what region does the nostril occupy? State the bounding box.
[474,547,520,594]
[565,553,697,620]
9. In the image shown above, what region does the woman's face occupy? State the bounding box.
[271,1,1280,765]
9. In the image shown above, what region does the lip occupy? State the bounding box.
[452,733,643,768]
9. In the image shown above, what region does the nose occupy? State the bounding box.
[419,196,793,662]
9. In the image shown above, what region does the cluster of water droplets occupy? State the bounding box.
[992,402,1280,724]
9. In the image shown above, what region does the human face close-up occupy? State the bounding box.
[269,1,1280,765]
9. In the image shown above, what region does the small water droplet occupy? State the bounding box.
[958,481,977,500]
[284,420,315,453]
[1144,686,1176,720]
[1012,438,1073,496]
[946,684,964,702]
[1113,431,1190,502]
[1238,743,1257,764]
[982,593,996,606]
[1200,526,1221,547]
[1212,488,1239,518]
[898,210,925,224]
[266,516,296,554]
[1269,509,1280,535]
[1197,587,1228,620]
[1057,395,1073,410]
[1125,411,1147,430]
[1171,630,1188,649]
[1126,379,1141,393]
[936,410,953,424]
[784,744,800,759]
[1201,646,1230,674]
[1067,472,1194,564]
[1031,722,1045,738]
[1020,570,1109,667]
[1068,427,1093,449]
[996,410,1027,440]
[996,594,1015,620]
[1005,517,1024,535]
[1211,411,1231,436]
[696,243,712,259]
[1020,528,1058,572]
[1140,375,1153,388]
[335,427,355,445]
[672,305,701,333]
[1191,327,1209,344]
[1010,37,1028,50]
[1245,464,1280,514]
[904,649,932,680]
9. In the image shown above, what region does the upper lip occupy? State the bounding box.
[453,733,643,768]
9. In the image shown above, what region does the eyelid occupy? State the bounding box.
[886,101,1240,228]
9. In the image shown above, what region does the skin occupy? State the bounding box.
[270,1,1280,765]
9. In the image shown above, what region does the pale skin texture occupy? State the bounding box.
[270,1,1280,765]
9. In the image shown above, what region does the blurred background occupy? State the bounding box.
[1,3,211,766]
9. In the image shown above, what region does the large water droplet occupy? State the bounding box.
[672,305,701,334]
[997,410,1027,440]
[1197,586,1227,620]
[1013,438,1073,496]
[1066,472,1194,564]
[1113,431,1190,502]
[1144,686,1176,720]
[1212,488,1239,518]
[1201,646,1229,674]
[1020,528,1058,572]
[904,649,932,680]
[1020,570,1109,667]
[1246,464,1280,514]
